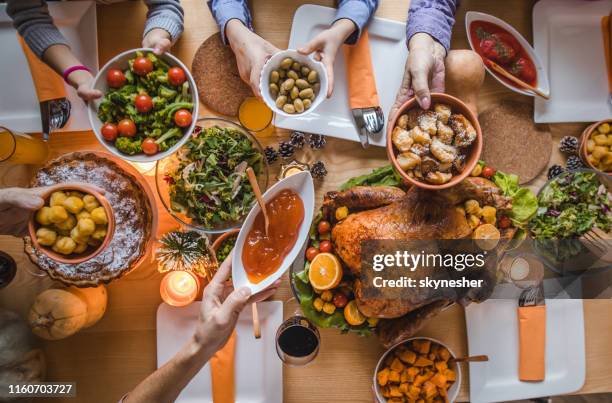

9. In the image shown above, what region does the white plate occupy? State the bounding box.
[232,171,314,294]
[465,11,550,98]
[0,1,98,133]
[156,301,283,403]
[533,0,612,123]
[465,299,585,403]
[87,48,199,162]
[277,4,408,147]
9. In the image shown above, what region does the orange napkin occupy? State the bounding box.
[17,34,66,102]
[517,305,546,382]
[602,16,612,93]
[210,331,236,403]
[342,29,379,109]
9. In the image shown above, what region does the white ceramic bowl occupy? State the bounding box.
[465,11,550,98]
[373,337,462,403]
[87,48,199,163]
[259,49,328,118]
[232,170,314,294]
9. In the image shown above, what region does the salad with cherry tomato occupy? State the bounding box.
[97,51,194,156]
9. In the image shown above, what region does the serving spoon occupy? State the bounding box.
[449,354,489,365]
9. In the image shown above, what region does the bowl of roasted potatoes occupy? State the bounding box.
[28,185,115,264]
[374,337,460,403]
[387,93,482,190]
[580,119,612,174]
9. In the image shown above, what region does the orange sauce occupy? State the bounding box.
[242,189,304,283]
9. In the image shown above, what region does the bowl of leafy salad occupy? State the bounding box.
[155,118,268,234]
[88,48,198,162]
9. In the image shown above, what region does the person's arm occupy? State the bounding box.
[405,0,458,53]
[123,257,280,403]
[207,0,253,44]
[142,0,184,54]
[334,0,379,44]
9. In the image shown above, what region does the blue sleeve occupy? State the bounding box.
[406,0,458,51]
[206,0,253,44]
[334,0,379,45]
[143,0,185,43]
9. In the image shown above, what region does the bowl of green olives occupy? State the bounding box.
[260,49,328,117]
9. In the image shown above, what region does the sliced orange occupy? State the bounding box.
[472,223,501,251]
[344,300,366,326]
[308,252,342,290]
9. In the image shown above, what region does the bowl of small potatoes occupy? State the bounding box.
[373,337,461,403]
[580,119,612,174]
[259,49,328,117]
[28,185,115,264]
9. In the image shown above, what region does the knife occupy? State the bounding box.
[517,281,546,382]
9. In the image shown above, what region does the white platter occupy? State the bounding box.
[277,4,408,147]
[533,0,612,123]
[157,301,283,403]
[0,1,98,133]
[232,171,314,294]
[465,11,549,98]
[465,299,585,403]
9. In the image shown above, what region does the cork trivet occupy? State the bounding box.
[479,101,551,184]
[192,33,253,116]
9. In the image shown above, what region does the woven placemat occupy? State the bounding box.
[192,33,253,116]
[479,100,552,184]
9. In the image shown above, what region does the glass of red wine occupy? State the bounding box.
[275,314,320,366]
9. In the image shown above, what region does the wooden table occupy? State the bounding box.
[1,0,611,402]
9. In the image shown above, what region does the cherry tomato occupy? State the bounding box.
[168,67,186,86]
[498,216,512,229]
[101,123,118,141]
[106,68,126,88]
[117,119,137,137]
[319,240,333,253]
[133,57,153,76]
[135,94,153,113]
[332,292,348,308]
[317,220,331,235]
[305,247,319,262]
[174,109,192,128]
[142,138,159,155]
[482,166,496,178]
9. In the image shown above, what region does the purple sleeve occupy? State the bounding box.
[405,0,458,51]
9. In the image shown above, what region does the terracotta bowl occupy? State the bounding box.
[386,93,483,190]
[579,118,612,174]
[211,227,240,255]
[28,184,115,265]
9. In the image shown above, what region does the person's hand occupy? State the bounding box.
[389,33,446,121]
[68,69,102,102]
[226,19,280,97]
[194,255,281,353]
[298,19,356,98]
[143,28,173,55]
[0,184,106,237]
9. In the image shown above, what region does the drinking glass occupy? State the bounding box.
[275,314,320,366]
[0,126,49,164]
[238,97,275,137]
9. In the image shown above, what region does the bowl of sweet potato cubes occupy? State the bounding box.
[374,337,460,403]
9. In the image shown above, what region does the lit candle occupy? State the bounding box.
[160,271,199,306]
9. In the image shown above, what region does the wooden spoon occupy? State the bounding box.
[485,59,550,100]
[245,166,266,339]
[449,354,489,365]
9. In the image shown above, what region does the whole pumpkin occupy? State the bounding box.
[66,285,107,328]
[28,288,88,340]
[0,310,46,401]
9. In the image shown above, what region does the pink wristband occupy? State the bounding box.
[62,65,91,83]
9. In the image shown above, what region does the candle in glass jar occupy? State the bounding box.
[160,271,199,306]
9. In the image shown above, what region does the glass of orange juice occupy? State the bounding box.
[238,97,275,137]
[0,126,49,164]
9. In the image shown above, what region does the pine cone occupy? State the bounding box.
[264,146,278,164]
[308,133,326,150]
[289,131,306,149]
[566,155,585,171]
[278,141,295,159]
[547,164,565,180]
[310,160,327,179]
[559,136,579,154]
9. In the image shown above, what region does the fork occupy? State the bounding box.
[41,98,71,141]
